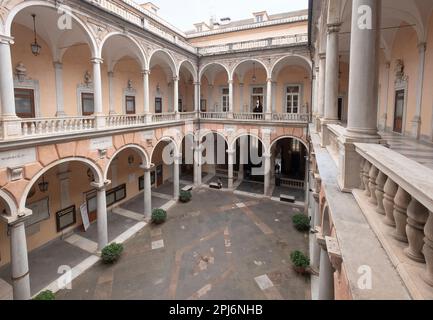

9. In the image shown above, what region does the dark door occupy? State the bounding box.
[393,90,405,134]
[338,97,343,121]
[156,165,163,186]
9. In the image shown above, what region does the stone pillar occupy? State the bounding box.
[422,211,433,286]
[405,198,429,262]
[9,220,31,300]
[266,78,272,120]
[141,164,153,221]
[142,70,150,118]
[317,233,334,300]
[392,187,411,243]
[263,153,271,196]
[194,82,200,114]
[338,0,382,191]
[173,76,179,114]
[320,23,340,146]
[310,194,321,274]
[227,149,234,189]
[108,71,115,115]
[317,54,326,122]
[238,138,245,180]
[383,178,398,227]
[228,80,234,118]
[368,165,379,205]
[173,154,180,199]
[92,58,106,128]
[194,141,202,186]
[411,43,426,139]
[0,36,21,138]
[91,181,110,250]
[375,172,387,215]
[54,62,65,116]
[380,62,391,131]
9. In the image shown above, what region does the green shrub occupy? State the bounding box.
[179,190,192,203]
[292,214,311,232]
[33,290,55,300]
[101,243,124,264]
[152,208,167,224]
[290,250,310,269]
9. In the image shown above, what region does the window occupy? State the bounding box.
[251,87,264,112]
[178,99,183,112]
[15,88,35,118]
[138,172,156,190]
[286,86,300,114]
[200,99,207,112]
[222,88,229,112]
[81,92,94,115]
[256,15,263,23]
[155,97,162,113]
[196,25,203,32]
[125,96,136,114]
[56,205,76,232]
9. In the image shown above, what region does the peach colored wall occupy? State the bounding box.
[200,71,229,112]
[11,24,56,117]
[420,15,433,140]
[149,65,172,113]
[189,22,308,47]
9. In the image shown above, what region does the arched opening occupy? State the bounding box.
[101,34,146,115]
[180,133,195,183]
[201,132,229,187]
[199,63,229,113]
[270,137,308,202]
[232,60,268,114]
[148,50,177,114]
[9,4,97,119]
[178,61,196,113]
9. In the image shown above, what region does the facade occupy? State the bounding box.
[0,0,311,300]
[1,0,433,301]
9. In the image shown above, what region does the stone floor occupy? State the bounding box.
[381,132,433,170]
[236,180,265,195]
[56,188,310,300]
[272,186,305,202]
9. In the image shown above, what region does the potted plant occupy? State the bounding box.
[33,290,55,300]
[292,214,311,232]
[152,208,167,224]
[179,190,192,203]
[290,250,310,275]
[101,243,124,264]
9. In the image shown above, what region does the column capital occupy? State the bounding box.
[141,69,150,75]
[140,163,155,172]
[327,23,341,34]
[173,76,179,82]
[266,78,273,83]
[262,153,271,159]
[226,149,235,155]
[91,57,104,64]
[193,81,201,86]
[91,180,111,191]
[5,208,32,226]
[228,80,234,85]
[0,35,14,45]
[108,71,114,77]
[315,228,327,250]
[318,52,326,60]
[53,61,63,69]
[418,42,427,53]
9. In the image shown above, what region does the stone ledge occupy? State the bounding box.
[352,189,433,300]
[311,130,411,300]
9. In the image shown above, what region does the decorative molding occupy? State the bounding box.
[13,62,41,117]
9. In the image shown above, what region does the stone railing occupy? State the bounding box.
[280,177,305,190]
[233,113,264,121]
[105,114,146,127]
[354,143,433,298]
[272,113,309,122]
[179,112,196,121]
[151,112,177,123]
[197,34,308,56]
[199,112,228,120]
[21,116,96,137]
[327,124,345,166]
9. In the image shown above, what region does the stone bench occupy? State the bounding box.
[209,182,222,190]
[280,194,296,203]
[182,185,193,192]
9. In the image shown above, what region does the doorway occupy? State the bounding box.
[393,90,405,134]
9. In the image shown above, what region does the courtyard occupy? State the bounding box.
[56,188,310,300]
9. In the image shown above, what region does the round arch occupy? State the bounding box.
[199,130,229,146]
[230,58,269,81]
[5,1,98,57]
[229,132,267,153]
[99,32,147,69]
[104,144,150,180]
[148,49,177,76]
[270,54,312,80]
[178,60,198,82]
[199,62,230,81]
[0,189,18,217]
[19,157,103,210]
[268,135,309,155]
[150,136,180,161]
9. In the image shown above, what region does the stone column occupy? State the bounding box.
[92,58,105,128]
[228,80,234,118]
[54,62,65,116]
[380,62,391,131]
[321,23,341,147]
[317,233,334,300]
[194,141,202,186]
[405,198,429,262]
[107,71,115,115]
[173,76,179,114]
[238,138,245,180]
[392,186,411,242]
[141,164,153,221]
[173,154,180,199]
[338,0,382,191]
[0,36,21,138]
[316,53,326,132]
[91,181,110,250]
[263,153,271,196]
[411,43,426,139]
[227,149,235,189]
[194,82,200,114]
[266,78,272,120]
[142,70,150,119]
[9,220,31,300]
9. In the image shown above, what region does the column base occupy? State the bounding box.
[0,116,22,140]
[227,112,233,119]
[95,114,106,129]
[265,113,272,121]
[410,116,421,140]
[320,119,340,147]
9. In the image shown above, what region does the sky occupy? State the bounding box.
[137,0,309,31]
